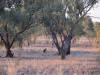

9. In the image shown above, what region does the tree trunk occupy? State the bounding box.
[54,42,61,55]
[61,41,71,59]
[50,30,62,55]
[61,48,66,59]
[6,48,13,58]
[66,44,71,55]
[61,33,73,59]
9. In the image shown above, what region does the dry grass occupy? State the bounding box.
[0,46,100,75]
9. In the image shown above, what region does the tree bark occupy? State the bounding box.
[5,45,14,58]
[54,42,61,55]
[50,30,61,55]
[66,44,71,55]
[6,48,13,57]
[61,31,73,59]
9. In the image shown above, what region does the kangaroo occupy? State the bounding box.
[43,48,47,53]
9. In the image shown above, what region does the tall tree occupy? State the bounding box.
[41,0,98,59]
[0,0,40,57]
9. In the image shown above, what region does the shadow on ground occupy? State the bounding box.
[0,50,99,60]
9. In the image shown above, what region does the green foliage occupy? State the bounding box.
[0,0,41,48]
[0,0,98,48]
[41,0,97,37]
[0,0,5,14]
[83,16,95,37]
[94,22,100,39]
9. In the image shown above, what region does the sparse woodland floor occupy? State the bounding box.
[0,46,100,75]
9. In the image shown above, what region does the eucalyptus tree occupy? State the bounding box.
[0,0,41,57]
[40,0,98,59]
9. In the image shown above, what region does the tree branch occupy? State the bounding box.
[10,22,34,47]
[69,0,96,34]
[4,23,11,47]
[0,33,7,46]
